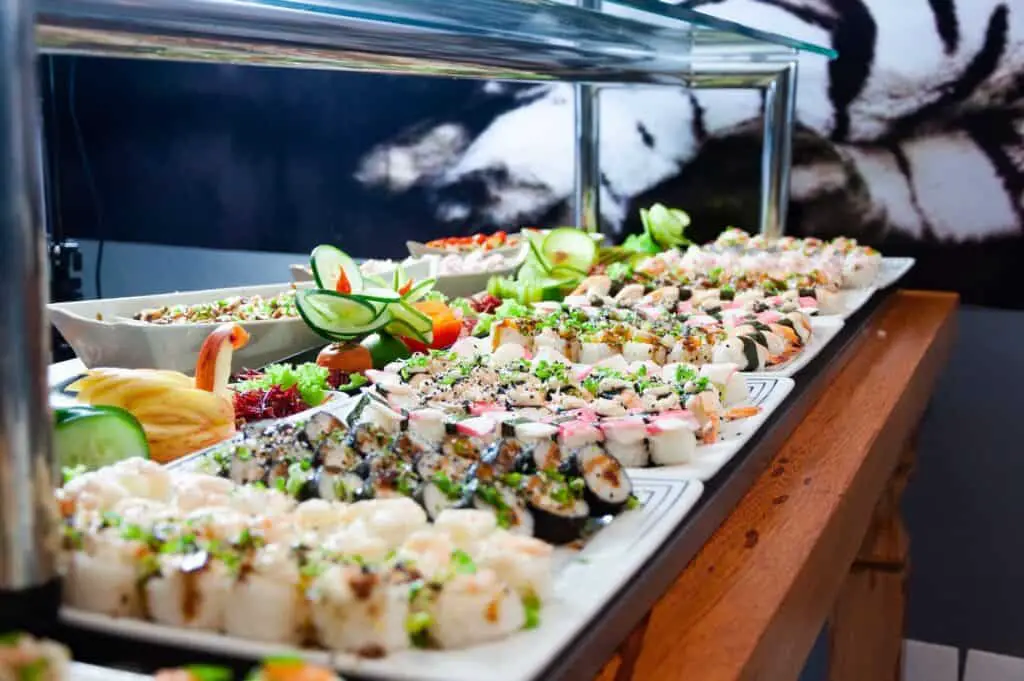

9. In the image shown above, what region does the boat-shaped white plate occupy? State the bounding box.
[760,316,844,378]
[62,474,703,681]
[876,257,916,290]
[49,282,323,375]
[629,374,794,482]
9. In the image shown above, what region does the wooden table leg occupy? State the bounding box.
[827,438,916,681]
[594,612,652,681]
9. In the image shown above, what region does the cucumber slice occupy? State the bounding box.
[548,264,588,281]
[389,300,434,342]
[525,234,552,274]
[354,287,402,304]
[542,228,598,274]
[54,406,149,470]
[362,274,390,289]
[296,289,389,340]
[402,278,436,302]
[310,245,363,293]
[517,260,549,283]
[386,318,429,344]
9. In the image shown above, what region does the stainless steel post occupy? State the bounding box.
[0,0,61,632]
[759,60,797,238]
[573,0,601,233]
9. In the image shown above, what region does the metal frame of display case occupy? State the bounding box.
[0,0,832,642]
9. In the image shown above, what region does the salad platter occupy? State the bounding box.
[45,206,914,680]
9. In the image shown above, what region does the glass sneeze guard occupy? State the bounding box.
[0,0,831,659]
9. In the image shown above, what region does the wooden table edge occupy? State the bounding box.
[596,290,959,681]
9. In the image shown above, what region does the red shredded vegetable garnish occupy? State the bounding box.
[232,384,308,426]
[470,293,502,314]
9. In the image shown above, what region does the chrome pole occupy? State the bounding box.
[573,0,601,233]
[759,60,797,238]
[0,0,61,633]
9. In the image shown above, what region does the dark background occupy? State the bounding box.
[45,57,511,259]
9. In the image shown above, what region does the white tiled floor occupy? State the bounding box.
[902,640,1024,681]
[905,640,959,681]
[964,650,1024,681]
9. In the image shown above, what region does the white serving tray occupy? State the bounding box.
[630,374,794,482]
[835,286,876,320]
[49,283,323,376]
[61,473,703,681]
[876,257,916,290]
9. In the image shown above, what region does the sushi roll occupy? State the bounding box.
[344,497,427,549]
[712,335,768,371]
[646,415,699,466]
[395,529,458,580]
[573,444,632,515]
[491,319,534,352]
[224,543,309,644]
[425,569,526,649]
[476,530,554,601]
[597,417,649,468]
[308,564,412,655]
[521,473,589,545]
[699,363,749,407]
[303,411,346,448]
[63,524,147,618]
[144,550,234,631]
[433,508,499,553]
[313,464,366,501]
[473,482,535,537]
[416,475,472,521]
[731,323,786,357]
[406,408,448,448]
[781,311,813,344]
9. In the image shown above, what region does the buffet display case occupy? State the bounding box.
[0,1,880,679]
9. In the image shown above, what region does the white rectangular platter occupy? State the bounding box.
[761,317,844,378]
[836,287,876,320]
[62,475,703,681]
[630,374,794,482]
[876,257,916,290]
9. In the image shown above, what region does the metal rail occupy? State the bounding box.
[0,0,58,610]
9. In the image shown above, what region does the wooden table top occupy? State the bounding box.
[596,290,959,681]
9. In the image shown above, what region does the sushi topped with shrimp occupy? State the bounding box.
[58,458,556,656]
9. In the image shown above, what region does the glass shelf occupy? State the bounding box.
[36,0,830,81]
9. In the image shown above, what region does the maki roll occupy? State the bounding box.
[416,473,472,521]
[302,411,346,449]
[573,444,633,516]
[521,473,589,545]
[473,482,535,537]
